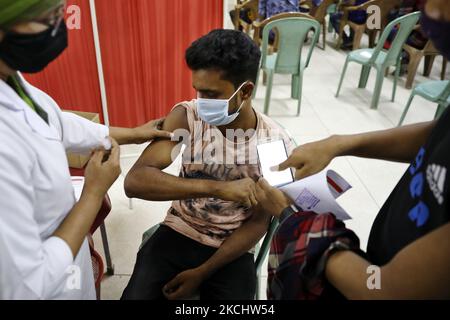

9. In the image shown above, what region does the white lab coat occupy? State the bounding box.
[0,74,111,300]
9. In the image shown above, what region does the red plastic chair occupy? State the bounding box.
[88,234,105,300]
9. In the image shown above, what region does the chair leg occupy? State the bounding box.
[392,59,401,102]
[358,65,371,88]
[296,72,304,116]
[96,284,101,300]
[100,223,115,276]
[263,71,274,115]
[398,93,415,126]
[435,102,448,119]
[352,28,364,50]
[441,58,448,81]
[371,68,385,109]
[368,30,377,48]
[255,272,262,300]
[336,22,345,49]
[405,52,423,89]
[291,75,299,99]
[263,71,268,86]
[336,58,350,97]
[424,55,436,77]
[322,21,326,50]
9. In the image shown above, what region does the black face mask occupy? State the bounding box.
[421,11,450,61]
[0,21,68,74]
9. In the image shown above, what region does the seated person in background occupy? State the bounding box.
[259,0,301,19]
[258,0,302,43]
[384,0,427,75]
[229,2,256,31]
[121,29,295,300]
[384,0,425,51]
[330,0,369,49]
[299,0,325,15]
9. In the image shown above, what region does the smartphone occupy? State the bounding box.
[256,139,294,188]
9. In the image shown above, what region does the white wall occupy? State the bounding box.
[223,0,236,29]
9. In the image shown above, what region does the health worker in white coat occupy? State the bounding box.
[0,0,173,300]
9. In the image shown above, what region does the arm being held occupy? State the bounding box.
[124,106,259,207]
[124,106,220,201]
[161,176,295,300]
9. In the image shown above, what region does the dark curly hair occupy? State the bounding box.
[185,29,261,88]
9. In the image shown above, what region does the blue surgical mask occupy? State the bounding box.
[197,82,247,126]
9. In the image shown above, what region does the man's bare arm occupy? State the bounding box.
[163,208,272,300]
[124,106,258,207]
[334,121,436,163]
[199,209,272,279]
[325,223,450,299]
[125,106,218,200]
[278,121,437,179]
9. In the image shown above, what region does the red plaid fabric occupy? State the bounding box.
[268,211,361,300]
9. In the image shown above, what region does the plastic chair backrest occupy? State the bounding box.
[327,3,337,14]
[261,17,321,73]
[370,11,421,66]
[253,12,312,46]
[341,0,381,25]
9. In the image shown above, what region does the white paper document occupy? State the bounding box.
[279,169,352,220]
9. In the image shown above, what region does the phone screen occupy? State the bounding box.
[257,139,294,188]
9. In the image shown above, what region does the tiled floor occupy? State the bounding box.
[93,23,447,300]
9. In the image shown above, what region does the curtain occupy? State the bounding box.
[25,0,224,127]
[94,0,223,127]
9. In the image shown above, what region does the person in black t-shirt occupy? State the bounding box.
[255,0,450,299]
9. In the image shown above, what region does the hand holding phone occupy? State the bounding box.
[257,139,294,188]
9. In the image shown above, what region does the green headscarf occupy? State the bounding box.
[0,0,63,29]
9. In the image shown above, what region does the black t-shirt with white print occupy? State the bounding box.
[367,108,450,266]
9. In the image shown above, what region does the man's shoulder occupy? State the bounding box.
[171,100,196,112]
[164,100,196,132]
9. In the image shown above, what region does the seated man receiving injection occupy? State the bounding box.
[122,29,295,300]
